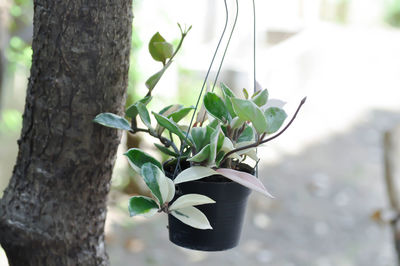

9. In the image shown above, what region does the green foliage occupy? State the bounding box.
[93,113,131,131]
[152,112,193,146]
[141,162,165,205]
[124,148,163,173]
[0,109,22,135]
[145,60,172,91]
[231,98,267,134]
[265,107,287,134]
[92,21,302,231]
[251,89,269,107]
[129,196,159,217]
[385,0,400,27]
[148,32,173,64]
[203,92,230,123]
[5,37,32,71]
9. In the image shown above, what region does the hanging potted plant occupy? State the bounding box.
[94,21,306,251]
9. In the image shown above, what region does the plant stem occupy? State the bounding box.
[130,127,180,154]
[220,97,307,165]
[168,25,191,63]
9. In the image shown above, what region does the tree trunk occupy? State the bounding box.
[0,0,133,265]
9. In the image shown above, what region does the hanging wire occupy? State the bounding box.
[211,0,239,92]
[252,0,259,178]
[252,0,257,93]
[172,0,230,178]
[198,0,239,125]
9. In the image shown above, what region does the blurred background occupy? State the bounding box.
[1,0,400,265]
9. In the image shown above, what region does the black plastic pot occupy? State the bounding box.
[165,163,252,251]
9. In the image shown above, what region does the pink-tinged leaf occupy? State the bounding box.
[216,168,273,198]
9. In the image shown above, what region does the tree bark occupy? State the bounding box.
[0,0,133,265]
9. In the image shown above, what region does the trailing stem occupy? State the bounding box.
[220,97,307,165]
[130,127,180,154]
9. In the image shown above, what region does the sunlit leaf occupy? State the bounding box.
[165,177,176,203]
[148,32,172,63]
[188,144,210,163]
[251,89,269,107]
[153,41,173,61]
[231,98,267,134]
[174,166,217,184]
[171,206,213,230]
[216,168,273,198]
[169,194,215,211]
[242,88,249,99]
[93,113,131,131]
[264,107,287,134]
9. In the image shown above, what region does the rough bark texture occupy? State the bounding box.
[0,0,133,265]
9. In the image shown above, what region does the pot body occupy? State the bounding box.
[168,176,251,251]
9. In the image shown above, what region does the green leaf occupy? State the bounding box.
[165,177,176,203]
[265,107,287,134]
[168,106,194,123]
[160,104,182,115]
[220,83,237,118]
[216,168,273,198]
[93,113,131,131]
[124,148,162,173]
[126,96,152,119]
[136,102,152,129]
[231,98,267,134]
[203,92,230,123]
[156,104,183,135]
[174,166,217,184]
[129,196,159,217]
[242,88,249,99]
[152,112,193,146]
[220,82,236,98]
[234,141,259,161]
[209,127,220,165]
[237,125,255,142]
[145,61,172,91]
[251,89,269,107]
[148,32,173,63]
[208,119,219,129]
[228,117,243,129]
[188,144,210,163]
[153,41,174,61]
[141,162,165,205]
[169,194,215,211]
[171,206,213,230]
[154,143,179,157]
[190,127,207,152]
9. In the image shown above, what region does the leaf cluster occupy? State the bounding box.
[92,24,306,230]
